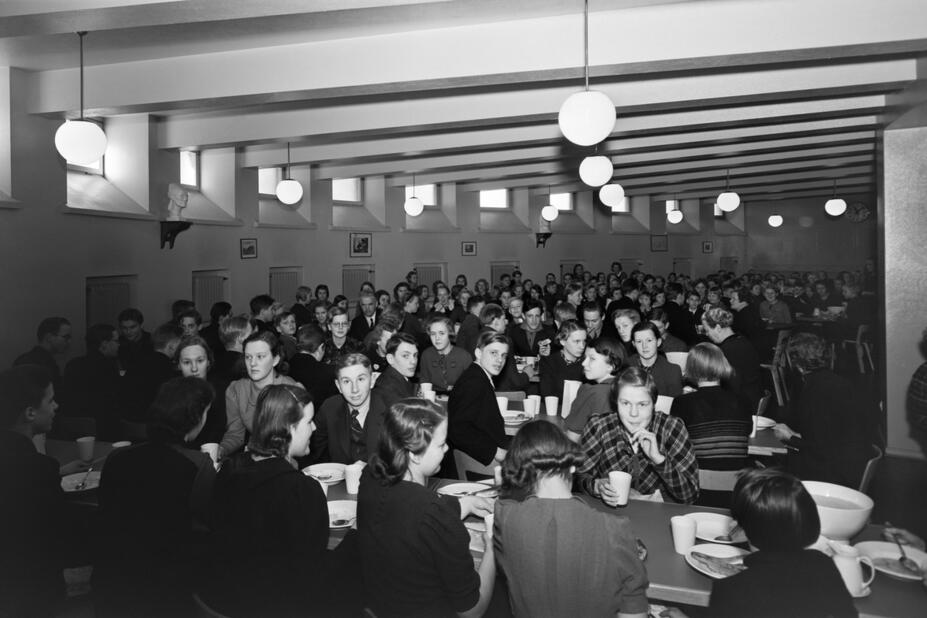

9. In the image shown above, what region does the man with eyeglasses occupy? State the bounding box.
[323,306,363,365]
[14,317,72,388]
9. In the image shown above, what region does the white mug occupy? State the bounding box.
[831,543,875,597]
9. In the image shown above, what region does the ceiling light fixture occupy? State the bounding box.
[404,173,424,216]
[275,143,304,205]
[824,178,847,216]
[666,199,683,224]
[717,169,741,212]
[541,185,559,222]
[557,0,616,146]
[55,32,107,166]
[599,183,625,209]
[768,214,783,228]
[579,154,613,187]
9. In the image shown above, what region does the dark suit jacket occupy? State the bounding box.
[310,392,388,465]
[507,323,555,357]
[372,366,416,410]
[288,353,338,410]
[348,313,376,343]
[447,364,509,465]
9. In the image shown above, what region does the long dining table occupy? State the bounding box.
[321,475,924,618]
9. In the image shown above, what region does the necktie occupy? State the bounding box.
[350,409,366,461]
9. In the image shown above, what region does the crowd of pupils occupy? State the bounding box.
[0,261,878,617]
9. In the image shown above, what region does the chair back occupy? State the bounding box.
[452,449,496,481]
[756,390,772,416]
[698,469,739,492]
[665,352,688,373]
[772,329,791,368]
[494,391,526,401]
[655,395,674,414]
[858,444,883,494]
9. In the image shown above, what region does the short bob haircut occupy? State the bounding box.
[0,364,52,429]
[685,342,733,383]
[556,319,586,342]
[730,468,820,551]
[424,314,454,335]
[611,366,658,406]
[630,321,661,343]
[787,332,830,372]
[587,336,627,375]
[248,384,312,459]
[501,420,584,494]
[174,335,215,369]
[478,303,506,327]
[370,399,447,486]
[242,331,287,375]
[475,329,510,351]
[612,308,642,326]
[702,306,734,329]
[147,377,215,444]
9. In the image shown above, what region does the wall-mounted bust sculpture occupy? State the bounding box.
[166,182,189,221]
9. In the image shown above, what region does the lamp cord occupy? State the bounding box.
[77,31,87,120]
[583,0,589,91]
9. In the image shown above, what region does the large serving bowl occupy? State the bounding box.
[802,480,873,540]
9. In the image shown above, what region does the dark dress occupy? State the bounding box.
[203,455,335,617]
[709,549,857,618]
[538,351,585,399]
[61,351,123,438]
[94,441,215,617]
[628,355,683,397]
[288,352,339,410]
[719,333,763,414]
[357,472,480,618]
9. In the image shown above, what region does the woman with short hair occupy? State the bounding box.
[628,322,683,397]
[538,320,587,399]
[494,421,649,618]
[564,337,626,441]
[419,315,472,392]
[358,400,496,618]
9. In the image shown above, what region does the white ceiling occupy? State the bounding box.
[4,0,926,203]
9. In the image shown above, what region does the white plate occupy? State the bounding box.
[327,500,357,529]
[688,512,747,545]
[752,415,776,429]
[855,541,927,581]
[302,463,346,485]
[685,543,750,579]
[502,412,529,426]
[61,470,101,492]
[437,482,496,497]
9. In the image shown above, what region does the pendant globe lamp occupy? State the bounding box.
[824,179,847,216]
[55,32,107,166]
[404,173,424,217]
[275,143,303,205]
[541,186,559,222]
[579,153,613,187]
[599,183,625,209]
[768,214,784,228]
[666,199,683,224]
[716,169,741,212]
[557,0,616,146]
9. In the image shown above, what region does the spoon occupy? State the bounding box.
[887,528,923,577]
[74,466,94,491]
[715,523,743,543]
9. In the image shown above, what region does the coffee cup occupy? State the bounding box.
[496,396,509,414]
[831,542,875,597]
[522,398,538,417]
[345,461,365,494]
[200,442,219,463]
[671,515,697,555]
[76,436,95,462]
[544,396,559,416]
[608,470,633,506]
[419,382,433,396]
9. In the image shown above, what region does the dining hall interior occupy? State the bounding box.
[2,0,927,616]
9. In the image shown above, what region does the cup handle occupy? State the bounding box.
[859,556,876,587]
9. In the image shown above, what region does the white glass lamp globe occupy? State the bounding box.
[768,214,784,228]
[667,209,684,224]
[55,120,107,166]
[599,183,625,207]
[824,198,847,217]
[541,204,559,222]
[579,155,613,187]
[558,90,617,146]
[404,196,424,217]
[717,191,741,212]
[275,179,303,205]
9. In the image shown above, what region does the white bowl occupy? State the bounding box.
[802,480,873,540]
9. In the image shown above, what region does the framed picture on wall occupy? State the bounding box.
[650,235,668,252]
[240,238,257,259]
[350,232,372,257]
[702,240,714,254]
[461,241,478,256]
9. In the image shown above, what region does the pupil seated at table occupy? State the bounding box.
[94,376,216,617]
[628,322,683,397]
[203,384,347,617]
[174,335,226,446]
[576,367,699,505]
[419,315,472,393]
[358,400,496,618]
[494,420,650,618]
[665,468,857,618]
[564,336,626,442]
[539,320,587,400]
[372,332,419,409]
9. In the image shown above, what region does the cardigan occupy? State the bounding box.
[219,373,299,457]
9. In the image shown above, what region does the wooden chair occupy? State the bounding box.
[452,449,495,481]
[842,324,875,374]
[858,444,883,495]
[760,329,790,407]
[494,391,526,401]
[665,352,688,374]
[756,389,772,416]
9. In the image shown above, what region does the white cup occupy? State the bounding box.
[32,433,47,455]
[200,442,219,463]
[522,398,538,417]
[496,396,509,414]
[111,440,132,449]
[494,465,503,486]
[608,470,633,506]
[831,543,875,597]
[76,436,95,462]
[544,396,559,416]
[527,395,541,414]
[345,462,365,494]
[423,390,437,403]
[671,515,697,555]
[420,382,433,395]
